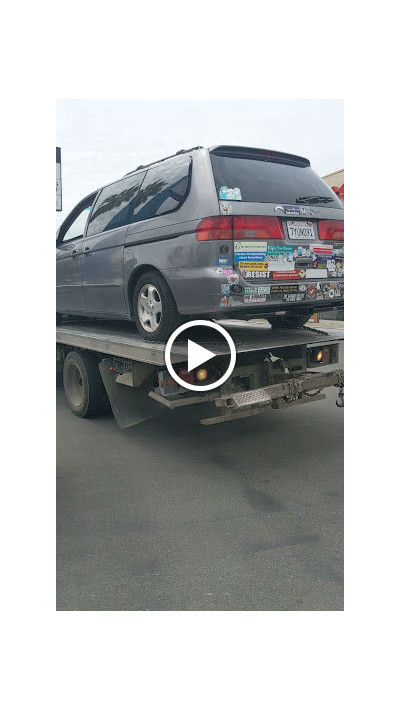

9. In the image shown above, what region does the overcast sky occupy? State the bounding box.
[56,99,343,226]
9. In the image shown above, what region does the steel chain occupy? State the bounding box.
[285,378,302,402]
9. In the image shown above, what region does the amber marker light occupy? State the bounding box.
[316,349,323,362]
[196,368,208,381]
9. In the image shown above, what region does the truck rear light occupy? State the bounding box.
[318,220,344,241]
[195,216,233,240]
[233,216,284,240]
[308,344,339,366]
[178,368,195,384]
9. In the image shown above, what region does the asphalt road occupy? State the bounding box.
[57,342,343,611]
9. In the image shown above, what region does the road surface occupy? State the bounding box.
[57,343,343,611]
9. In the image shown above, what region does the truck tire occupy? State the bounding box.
[132,271,181,341]
[63,350,109,418]
[268,315,310,329]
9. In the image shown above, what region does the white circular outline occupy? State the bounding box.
[164,320,237,392]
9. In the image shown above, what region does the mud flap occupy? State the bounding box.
[98,359,160,428]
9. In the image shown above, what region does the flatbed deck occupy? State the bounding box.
[56,318,343,365]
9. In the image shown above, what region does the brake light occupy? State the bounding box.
[319,220,344,241]
[233,215,284,240]
[195,215,284,241]
[195,216,233,241]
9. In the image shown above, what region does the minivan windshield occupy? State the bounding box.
[210,154,342,208]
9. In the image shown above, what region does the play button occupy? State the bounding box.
[187,339,216,373]
[164,319,237,392]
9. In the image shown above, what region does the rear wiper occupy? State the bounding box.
[295,195,334,204]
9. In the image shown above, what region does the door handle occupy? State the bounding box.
[83,247,92,256]
[71,249,79,259]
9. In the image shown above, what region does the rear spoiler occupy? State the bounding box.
[209,145,310,167]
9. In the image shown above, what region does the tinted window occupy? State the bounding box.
[133,156,191,222]
[87,172,144,237]
[62,205,92,242]
[210,154,342,208]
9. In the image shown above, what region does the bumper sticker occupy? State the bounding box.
[234,241,268,252]
[230,283,243,294]
[244,295,267,304]
[219,186,242,201]
[241,271,268,279]
[273,270,300,280]
[234,252,268,262]
[220,201,232,215]
[238,261,268,271]
[283,293,306,302]
[314,244,333,255]
[306,268,327,279]
[271,284,298,293]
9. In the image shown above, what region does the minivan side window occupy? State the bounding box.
[86,172,145,237]
[133,156,191,223]
[60,203,93,243]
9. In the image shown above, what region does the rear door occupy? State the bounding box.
[210,147,344,304]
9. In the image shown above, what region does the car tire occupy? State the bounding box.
[132,271,181,341]
[63,350,110,417]
[267,314,310,329]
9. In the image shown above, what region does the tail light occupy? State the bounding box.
[195,216,284,241]
[178,368,195,385]
[308,343,339,366]
[195,216,233,241]
[318,220,344,241]
[233,216,284,240]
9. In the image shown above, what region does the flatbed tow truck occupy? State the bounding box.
[56,319,344,427]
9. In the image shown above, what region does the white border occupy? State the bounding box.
[164,320,237,392]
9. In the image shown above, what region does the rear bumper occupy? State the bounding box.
[165,267,344,316]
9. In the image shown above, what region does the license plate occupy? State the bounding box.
[287,220,315,240]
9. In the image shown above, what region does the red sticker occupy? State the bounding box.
[307,285,316,298]
[314,245,333,255]
[272,270,299,280]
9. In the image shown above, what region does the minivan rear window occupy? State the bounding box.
[133,156,191,222]
[210,154,342,208]
[87,171,145,237]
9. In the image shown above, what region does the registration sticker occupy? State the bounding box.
[287,220,315,240]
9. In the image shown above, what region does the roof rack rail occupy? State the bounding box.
[124,146,203,177]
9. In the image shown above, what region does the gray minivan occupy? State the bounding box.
[56,145,344,341]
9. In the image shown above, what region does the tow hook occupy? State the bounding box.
[336,392,344,408]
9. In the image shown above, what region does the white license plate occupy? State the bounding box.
[287,220,315,240]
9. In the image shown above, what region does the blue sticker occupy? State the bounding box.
[219,186,242,201]
[283,205,301,216]
[221,283,230,294]
[266,245,294,256]
[216,257,232,266]
[234,252,268,262]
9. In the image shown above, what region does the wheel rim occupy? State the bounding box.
[137,283,162,333]
[65,363,84,407]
